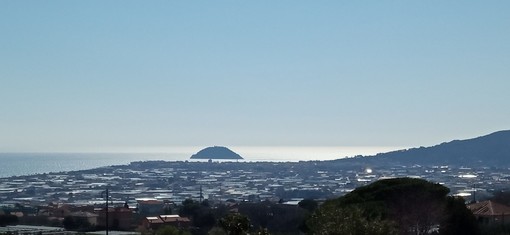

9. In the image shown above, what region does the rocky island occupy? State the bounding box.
[190,146,243,160]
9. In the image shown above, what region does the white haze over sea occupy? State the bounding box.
[0,146,403,178]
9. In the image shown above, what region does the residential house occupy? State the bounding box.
[468,200,510,224]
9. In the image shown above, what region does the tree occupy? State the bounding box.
[180,199,201,218]
[238,201,307,234]
[298,199,320,233]
[195,212,216,232]
[62,216,92,231]
[340,178,448,234]
[439,196,480,235]
[201,199,211,207]
[179,198,216,234]
[308,204,396,235]
[309,178,478,235]
[0,214,18,226]
[219,213,250,235]
[254,227,270,235]
[208,227,227,235]
[62,216,76,230]
[299,199,318,213]
[156,225,191,235]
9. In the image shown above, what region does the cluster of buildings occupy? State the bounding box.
[1,160,510,233]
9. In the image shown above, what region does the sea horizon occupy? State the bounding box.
[0,146,404,178]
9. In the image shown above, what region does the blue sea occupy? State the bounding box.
[0,153,184,178]
[0,146,401,178]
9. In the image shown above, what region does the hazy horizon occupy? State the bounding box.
[0,145,405,160]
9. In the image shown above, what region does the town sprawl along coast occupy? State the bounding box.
[1,131,510,234]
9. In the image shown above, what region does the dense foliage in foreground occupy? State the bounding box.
[308,178,479,235]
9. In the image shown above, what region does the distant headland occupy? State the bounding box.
[190,146,243,160]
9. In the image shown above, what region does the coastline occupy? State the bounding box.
[0,146,402,178]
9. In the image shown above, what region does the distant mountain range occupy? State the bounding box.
[337,130,510,167]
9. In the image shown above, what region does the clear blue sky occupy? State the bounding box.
[1,1,509,152]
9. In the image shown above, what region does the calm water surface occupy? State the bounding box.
[0,146,401,178]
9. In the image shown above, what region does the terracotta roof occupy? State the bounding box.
[146,216,164,224]
[160,215,190,222]
[468,200,510,216]
[138,200,163,205]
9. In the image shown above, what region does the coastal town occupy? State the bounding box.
[1,158,510,234]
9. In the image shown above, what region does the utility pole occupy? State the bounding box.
[473,183,476,203]
[199,185,203,203]
[102,188,109,235]
[106,188,109,235]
